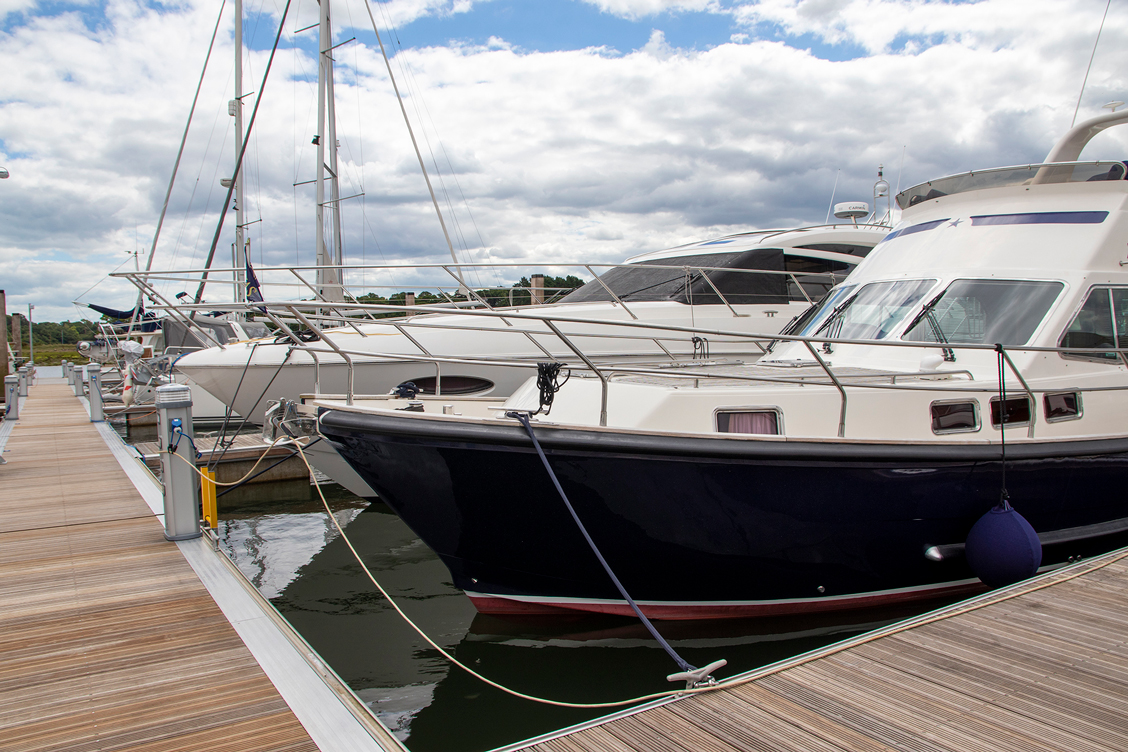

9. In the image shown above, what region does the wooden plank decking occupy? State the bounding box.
[512,540,1128,751]
[0,383,319,752]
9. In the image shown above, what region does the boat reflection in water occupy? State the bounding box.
[219,486,959,752]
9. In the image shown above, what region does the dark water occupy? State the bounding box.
[215,479,955,752]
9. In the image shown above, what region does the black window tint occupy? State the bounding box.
[990,396,1031,427]
[783,256,853,302]
[562,250,794,305]
[1060,288,1117,361]
[794,243,875,257]
[1113,289,1128,346]
[931,402,979,433]
[1044,392,1081,421]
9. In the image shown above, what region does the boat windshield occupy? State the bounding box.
[561,249,852,305]
[903,279,1064,346]
[793,285,856,336]
[896,161,1127,209]
[812,279,937,341]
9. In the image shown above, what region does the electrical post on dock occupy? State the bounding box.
[88,365,103,423]
[4,376,17,420]
[17,366,28,398]
[73,365,84,398]
[155,385,201,541]
[66,362,76,390]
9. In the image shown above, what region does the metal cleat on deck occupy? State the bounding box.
[667,658,728,689]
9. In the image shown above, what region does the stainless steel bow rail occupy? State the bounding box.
[107,283,1128,438]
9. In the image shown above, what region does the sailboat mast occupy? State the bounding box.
[315,0,343,301]
[232,0,247,312]
[326,45,344,280]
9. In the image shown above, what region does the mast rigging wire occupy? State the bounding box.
[127,0,227,331]
[360,0,468,292]
[195,0,294,304]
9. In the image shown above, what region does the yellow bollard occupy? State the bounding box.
[201,469,218,530]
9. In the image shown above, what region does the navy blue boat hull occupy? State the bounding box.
[318,409,1128,619]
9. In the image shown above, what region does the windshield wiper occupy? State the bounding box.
[813,293,859,353]
[906,291,955,361]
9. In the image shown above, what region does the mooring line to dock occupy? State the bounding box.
[165,433,1128,709]
[288,442,700,710]
[289,438,1128,709]
[170,434,304,486]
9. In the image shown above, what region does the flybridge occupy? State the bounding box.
[896,161,1128,209]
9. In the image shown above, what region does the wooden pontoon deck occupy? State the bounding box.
[508,545,1128,752]
[0,380,403,752]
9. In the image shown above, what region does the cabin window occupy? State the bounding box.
[408,376,495,396]
[989,396,1032,427]
[813,279,937,341]
[717,410,780,435]
[1060,287,1128,363]
[1044,392,1082,422]
[903,279,1064,347]
[930,401,980,434]
[561,250,790,305]
[795,243,874,257]
[783,256,853,302]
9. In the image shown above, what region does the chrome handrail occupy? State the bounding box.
[117,292,1128,440]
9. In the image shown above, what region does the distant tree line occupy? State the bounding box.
[6,315,102,348]
[353,275,586,314]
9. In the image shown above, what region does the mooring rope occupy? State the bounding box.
[288,441,699,709]
[170,435,303,487]
[508,411,700,675]
[165,435,1128,709]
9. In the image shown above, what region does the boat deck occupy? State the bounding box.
[0,381,402,751]
[509,548,1128,752]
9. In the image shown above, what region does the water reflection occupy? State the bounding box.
[220,483,959,752]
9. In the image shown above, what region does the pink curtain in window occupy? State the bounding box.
[726,412,777,434]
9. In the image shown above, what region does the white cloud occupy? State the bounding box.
[732,0,1113,56]
[580,0,722,20]
[370,0,489,29]
[4,0,1128,322]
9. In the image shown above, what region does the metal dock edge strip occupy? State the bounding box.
[489,545,1128,752]
[90,412,406,752]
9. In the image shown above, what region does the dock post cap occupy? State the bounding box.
[4,375,18,421]
[156,385,200,541]
[88,365,103,423]
[155,384,193,408]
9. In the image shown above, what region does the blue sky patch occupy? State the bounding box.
[388,0,737,53]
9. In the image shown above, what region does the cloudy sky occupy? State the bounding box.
[3,0,1128,321]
